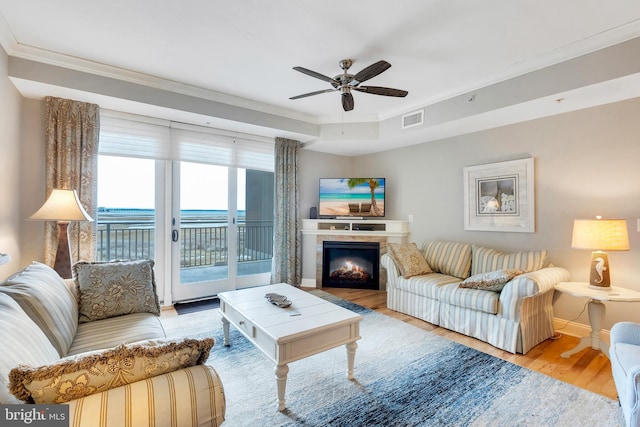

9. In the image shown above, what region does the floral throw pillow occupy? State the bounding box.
[459,269,525,292]
[73,259,161,323]
[387,243,433,278]
[9,337,214,404]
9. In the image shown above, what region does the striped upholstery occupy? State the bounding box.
[1,263,225,425]
[439,304,520,352]
[66,364,226,427]
[438,282,499,314]
[68,312,166,356]
[439,287,557,354]
[392,274,461,324]
[499,267,568,320]
[395,273,460,299]
[0,262,78,357]
[518,290,555,353]
[470,245,548,276]
[0,293,60,404]
[422,241,472,279]
[384,243,571,354]
[387,286,441,325]
[383,253,460,324]
[380,254,401,286]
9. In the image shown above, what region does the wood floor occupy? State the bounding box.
[318,287,619,401]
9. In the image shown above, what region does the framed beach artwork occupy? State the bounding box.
[463,158,535,233]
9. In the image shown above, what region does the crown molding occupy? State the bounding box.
[6,41,320,125]
[0,10,16,54]
[377,19,640,122]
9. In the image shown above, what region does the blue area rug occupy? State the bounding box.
[161,290,624,426]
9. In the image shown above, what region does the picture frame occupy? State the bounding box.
[463,158,535,233]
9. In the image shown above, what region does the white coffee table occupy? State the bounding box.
[555,281,640,359]
[218,283,362,411]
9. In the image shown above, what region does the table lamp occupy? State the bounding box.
[28,189,93,279]
[571,217,629,290]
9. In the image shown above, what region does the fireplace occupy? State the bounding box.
[322,241,380,289]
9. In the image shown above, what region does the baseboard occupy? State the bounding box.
[553,317,610,343]
[301,278,318,288]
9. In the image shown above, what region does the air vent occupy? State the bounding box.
[402,110,423,129]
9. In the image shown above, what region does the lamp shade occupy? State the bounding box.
[571,219,629,251]
[28,189,93,222]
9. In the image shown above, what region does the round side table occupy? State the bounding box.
[554,281,640,359]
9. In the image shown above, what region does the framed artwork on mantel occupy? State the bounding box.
[463,158,535,233]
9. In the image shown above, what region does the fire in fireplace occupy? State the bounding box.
[322,241,380,289]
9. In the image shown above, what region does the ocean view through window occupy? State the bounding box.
[96,155,274,293]
[96,207,253,270]
[97,113,276,300]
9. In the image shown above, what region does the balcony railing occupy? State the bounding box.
[96,220,273,267]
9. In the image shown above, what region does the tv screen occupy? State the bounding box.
[319,178,385,218]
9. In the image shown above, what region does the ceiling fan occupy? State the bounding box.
[290,59,408,112]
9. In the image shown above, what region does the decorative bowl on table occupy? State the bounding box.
[265,293,292,308]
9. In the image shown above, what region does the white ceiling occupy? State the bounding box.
[2,1,640,156]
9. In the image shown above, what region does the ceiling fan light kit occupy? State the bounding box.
[290,59,408,111]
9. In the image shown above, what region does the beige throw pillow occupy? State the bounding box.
[73,259,161,323]
[387,243,433,278]
[459,269,525,292]
[9,337,214,404]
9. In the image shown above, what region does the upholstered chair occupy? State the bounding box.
[610,321,640,427]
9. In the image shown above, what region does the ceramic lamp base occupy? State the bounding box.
[588,251,611,290]
[53,221,72,279]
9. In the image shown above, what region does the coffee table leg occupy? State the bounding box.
[275,364,289,411]
[346,341,357,380]
[221,316,230,347]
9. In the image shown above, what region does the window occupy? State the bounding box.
[97,111,274,302]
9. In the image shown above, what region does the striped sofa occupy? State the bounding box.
[382,241,570,354]
[0,261,225,426]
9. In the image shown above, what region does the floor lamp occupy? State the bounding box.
[29,189,93,279]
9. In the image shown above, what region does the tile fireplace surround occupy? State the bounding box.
[301,219,409,289]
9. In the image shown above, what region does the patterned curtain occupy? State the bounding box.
[44,97,100,266]
[271,137,301,285]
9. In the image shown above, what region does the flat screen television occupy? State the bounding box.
[319,178,385,218]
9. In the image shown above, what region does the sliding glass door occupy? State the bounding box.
[96,157,274,303]
[171,161,236,301]
[97,112,275,303]
[171,164,274,300]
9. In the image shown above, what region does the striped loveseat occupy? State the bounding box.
[382,241,570,354]
[0,261,225,426]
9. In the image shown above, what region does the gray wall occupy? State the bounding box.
[344,97,640,330]
[298,149,354,217]
[8,66,640,331]
[19,98,47,265]
[0,46,23,275]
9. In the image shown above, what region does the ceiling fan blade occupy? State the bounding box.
[353,86,408,97]
[293,66,338,85]
[342,92,354,111]
[352,60,391,84]
[289,88,337,100]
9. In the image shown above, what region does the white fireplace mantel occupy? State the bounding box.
[301,219,410,288]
